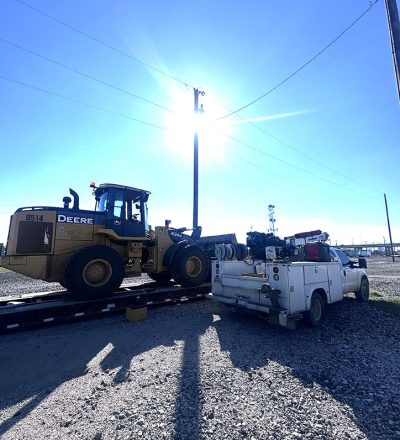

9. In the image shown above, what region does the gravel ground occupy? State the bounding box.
[0,257,399,439]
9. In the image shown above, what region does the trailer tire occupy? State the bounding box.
[64,245,124,300]
[171,245,209,287]
[306,292,326,327]
[355,277,369,302]
[148,271,172,283]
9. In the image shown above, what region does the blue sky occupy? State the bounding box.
[1,0,399,246]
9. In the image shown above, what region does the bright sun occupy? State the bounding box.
[164,87,230,163]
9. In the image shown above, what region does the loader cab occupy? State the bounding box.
[94,184,150,237]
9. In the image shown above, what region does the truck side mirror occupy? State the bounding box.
[358,258,367,269]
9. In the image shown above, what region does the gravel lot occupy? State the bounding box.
[0,257,399,439]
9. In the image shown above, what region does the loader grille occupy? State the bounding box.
[16,221,53,254]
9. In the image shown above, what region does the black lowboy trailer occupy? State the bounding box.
[0,283,211,332]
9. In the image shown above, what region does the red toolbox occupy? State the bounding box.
[304,242,331,262]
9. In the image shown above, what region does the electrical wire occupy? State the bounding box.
[238,116,384,197]
[2,73,395,207]
[13,0,193,89]
[223,133,383,202]
[0,37,177,115]
[0,74,173,132]
[215,0,380,120]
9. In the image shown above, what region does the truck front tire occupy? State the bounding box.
[171,245,209,287]
[306,292,326,327]
[64,245,124,300]
[355,277,369,302]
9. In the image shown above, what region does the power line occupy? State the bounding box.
[0,37,177,115]
[13,0,193,89]
[223,133,383,202]
[0,74,173,132]
[211,95,384,196]
[216,0,380,120]
[241,119,384,196]
[2,73,397,208]
[11,0,387,199]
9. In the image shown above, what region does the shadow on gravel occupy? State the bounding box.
[0,304,212,440]
[213,297,400,439]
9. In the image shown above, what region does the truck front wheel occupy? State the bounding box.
[306,292,326,327]
[64,245,124,300]
[171,245,209,287]
[355,277,369,302]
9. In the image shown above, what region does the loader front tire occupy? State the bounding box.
[171,245,209,287]
[64,245,124,300]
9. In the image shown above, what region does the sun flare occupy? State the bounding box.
[165,88,230,163]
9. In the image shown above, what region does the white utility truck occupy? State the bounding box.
[211,246,369,329]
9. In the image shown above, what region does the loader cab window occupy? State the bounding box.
[126,200,141,223]
[112,191,124,218]
[124,191,149,235]
[98,192,108,212]
[98,189,125,218]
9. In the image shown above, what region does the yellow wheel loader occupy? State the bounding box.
[0,183,210,299]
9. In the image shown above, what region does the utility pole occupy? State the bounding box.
[193,88,204,229]
[385,0,400,102]
[384,193,395,262]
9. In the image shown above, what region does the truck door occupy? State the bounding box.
[332,249,359,294]
[327,264,343,302]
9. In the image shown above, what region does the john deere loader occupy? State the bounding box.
[0,183,210,299]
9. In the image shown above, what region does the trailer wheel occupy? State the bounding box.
[171,245,209,287]
[64,245,124,300]
[306,292,326,327]
[148,271,172,283]
[355,277,369,302]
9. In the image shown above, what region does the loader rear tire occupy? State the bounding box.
[171,245,209,287]
[148,271,172,283]
[64,245,124,300]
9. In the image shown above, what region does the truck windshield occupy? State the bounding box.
[333,249,351,266]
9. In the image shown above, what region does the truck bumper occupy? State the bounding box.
[209,292,302,329]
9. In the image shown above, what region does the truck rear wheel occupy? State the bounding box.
[306,292,326,327]
[64,245,124,300]
[171,245,209,287]
[355,277,369,302]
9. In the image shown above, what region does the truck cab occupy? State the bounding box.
[330,248,367,295]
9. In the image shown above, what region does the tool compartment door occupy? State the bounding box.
[288,266,306,313]
[303,264,328,284]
